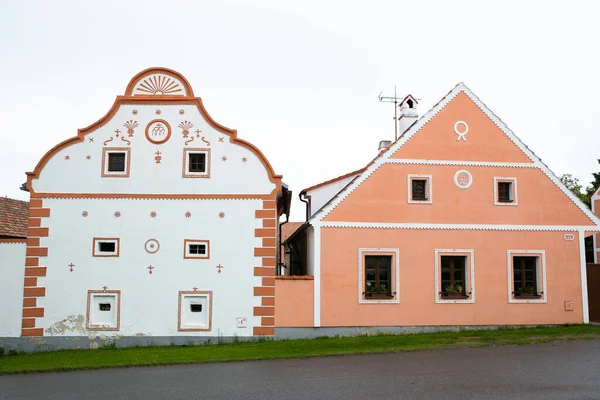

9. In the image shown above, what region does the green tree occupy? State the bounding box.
[560,173,590,207]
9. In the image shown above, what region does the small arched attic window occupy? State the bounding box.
[407,99,414,109]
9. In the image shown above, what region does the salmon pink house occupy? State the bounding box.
[276,84,600,335]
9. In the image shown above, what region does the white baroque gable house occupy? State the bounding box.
[9,68,289,346]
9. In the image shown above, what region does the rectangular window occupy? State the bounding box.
[184,239,210,259]
[513,256,539,297]
[102,147,131,178]
[87,290,121,331]
[365,255,392,297]
[407,174,432,204]
[92,238,120,257]
[412,180,427,200]
[108,153,126,172]
[178,291,213,331]
[183,148,211,178]
[441,256,467,297]
[494,177,518,206]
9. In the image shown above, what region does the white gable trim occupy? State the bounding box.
[320,221,600,232]
[386,159,537,168]
[311,83,600,226]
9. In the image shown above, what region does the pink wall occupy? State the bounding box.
[275,278,314,327]
[319,228,583,326]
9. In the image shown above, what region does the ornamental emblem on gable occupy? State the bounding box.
[454,121,469,141]
[145,119,172,145]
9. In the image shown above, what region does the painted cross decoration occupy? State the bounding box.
[147,265,154,275]
[102,286,108,291]
[68,263,74,272]
[216,264,224,273]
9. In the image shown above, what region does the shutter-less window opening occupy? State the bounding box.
[190,304,203,312]
[188,153,206,173]
[513,256,538,295]
[108,153,126,172]
[99,303,111,311]
[498,182,513,202]
[189,244,206,255]
[412,179,427,200]
[99,242,116,253]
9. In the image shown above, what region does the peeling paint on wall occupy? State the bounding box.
[45,315,86,335]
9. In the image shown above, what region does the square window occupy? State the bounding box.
[494,177,518,206]
[87,290,120,330]
[178,291,213,331]
[507,250,546,304]
[93,238,120,257]
[183,148,211,178]
[358,248,400,304]
[102,148,131,178]
[407,174,432,204]
[435,249,475,304]
[108,153,126,172]
[184,239,210,259]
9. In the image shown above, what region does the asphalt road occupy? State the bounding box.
[1,341,599,400]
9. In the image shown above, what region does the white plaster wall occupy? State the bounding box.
[37,198,264,337]
[33,104,275,195]
[307,175,358,217]
[0,243,25,337]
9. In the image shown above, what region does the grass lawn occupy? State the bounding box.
[1,324,599,375]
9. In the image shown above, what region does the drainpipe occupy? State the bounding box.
[299,191,309,222]
[277,215,289,276]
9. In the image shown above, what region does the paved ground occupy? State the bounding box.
[1,341,599,400]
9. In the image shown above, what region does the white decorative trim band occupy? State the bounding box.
[434,249,475,304]
[507,250,547,304]
[358,248,400,304]
[320,222,598,232]
[386,159,537,168]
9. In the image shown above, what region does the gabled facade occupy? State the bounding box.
[279,83,600,333]
[3,68,287,345]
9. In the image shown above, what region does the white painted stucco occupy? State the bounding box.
[0,243,26,337]
[306,174,358,217]
[33,104,276,195]
[38,198,264,337]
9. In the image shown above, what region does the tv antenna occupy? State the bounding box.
[378,86,403,140]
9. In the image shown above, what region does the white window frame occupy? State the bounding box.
[102,147,131,178]
[86,290,121,331]
[184,239,210,259]
[178,290,213,331]
[358,248,400,304]
[507,250,547,304]
[183,148,211,178]
[407,174,432,204]
[494,177,518,206]
[434,249,475,304]
[92,238,120,257]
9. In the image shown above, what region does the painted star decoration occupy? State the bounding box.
[64,155,70,160]
[221,156,227,162]
[88,137,94,143]
[86,155,91,160]
[241,157,247,163]
[218,137,224,142]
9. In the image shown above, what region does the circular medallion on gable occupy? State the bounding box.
[145,239,160,254]
[145,119,172,144]
[454,170,473,189]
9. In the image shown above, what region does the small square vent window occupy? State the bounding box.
[99,242,116,253]
[99,303,111,311]
[93,238,120,257]
[184,240,210,259]
[190,304,203,312]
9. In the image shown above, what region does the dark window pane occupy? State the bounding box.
[99,303,111,311]
[412,179,427,200]
[189,153,206,173]
[365,255,393,295]
[513,256,538,292]
[108,153,126,172]
[440,255,466,293]
[498,182,512,202]
[190,304,202,312]
[99,242,116,252]
[189,244,207,255]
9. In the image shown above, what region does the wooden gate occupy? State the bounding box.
[587,264,600,323]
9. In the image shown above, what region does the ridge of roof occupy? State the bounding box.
[308,82,600,226]
[301,168,366,194]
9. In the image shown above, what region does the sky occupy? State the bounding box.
[1,0,599,221]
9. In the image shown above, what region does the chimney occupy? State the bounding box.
[378,140,392,152]
[397,95,418,135]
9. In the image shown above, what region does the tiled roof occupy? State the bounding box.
[281,222,304,243]
[0,197,29,238]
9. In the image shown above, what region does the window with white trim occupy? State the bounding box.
[435,249,475,304]
[407,174,432,204]
[494,177,518,206]
[178,291,213,331]
[507,250,546,304]
[183,148,211,178]
[102,148,131,178]
[184,239,210,259]
[92,238,120,257]
[358,248,400,304]
[87,291,120,330]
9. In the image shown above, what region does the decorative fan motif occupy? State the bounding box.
[137,75,183,95]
